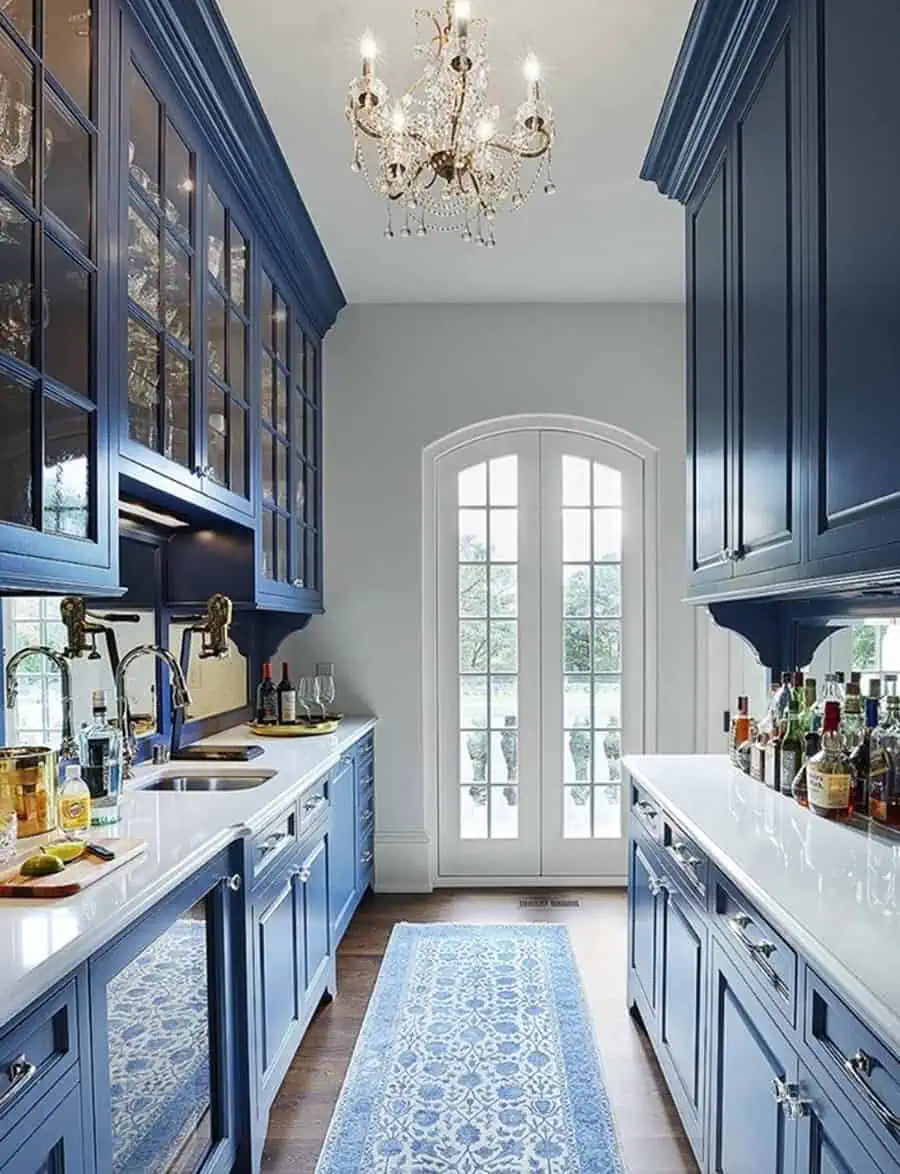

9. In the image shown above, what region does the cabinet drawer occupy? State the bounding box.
[0,980,79,1142]
[252,807,298,881]
[805,969,900,1156]
[631,783,662,842]
[713,872,796,1024]
[662,817,707,899]
[356,734,374,772]
[358,788,375,838]
[358,831,374,890]
[299,775,329,833]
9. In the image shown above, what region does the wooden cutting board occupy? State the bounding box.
[0,837,148,898]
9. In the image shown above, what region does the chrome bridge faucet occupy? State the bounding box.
[116,646,192,777]
[6,647,79,761]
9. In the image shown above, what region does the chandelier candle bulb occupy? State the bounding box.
[454,0,470,40]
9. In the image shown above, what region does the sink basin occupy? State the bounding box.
[143,772,274,793]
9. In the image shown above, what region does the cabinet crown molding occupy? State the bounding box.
[641,0,780,202]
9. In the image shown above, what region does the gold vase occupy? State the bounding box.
[0,747,58,837]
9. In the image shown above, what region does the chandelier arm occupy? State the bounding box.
[488,129,553,161]
[449,68,469,156]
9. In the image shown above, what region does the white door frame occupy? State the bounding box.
[423,413,660,888]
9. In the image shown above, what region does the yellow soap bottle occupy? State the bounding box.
[58,764,91,836]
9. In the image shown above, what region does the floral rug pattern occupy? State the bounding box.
[316,923,623,1174]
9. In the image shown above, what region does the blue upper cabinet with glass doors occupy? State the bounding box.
[0,0,118,594]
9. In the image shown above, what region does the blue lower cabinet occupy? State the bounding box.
[657,879,706,1162]
[0,1070,85,1174]
[709,940,798,1174]
[628,838,661,1027]
[298,832,332,1008]
[797,1064,900,1174]
[328,755,358,943]
[254,861,304,1111]
[89,848,242,1174]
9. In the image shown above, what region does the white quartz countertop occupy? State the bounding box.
[623,754,900,1051]
[0,717,376,1027]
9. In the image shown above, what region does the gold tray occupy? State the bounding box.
[248,715,343,737]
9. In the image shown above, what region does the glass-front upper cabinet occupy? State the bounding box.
[258,265,322,606]
[0,0,117,591]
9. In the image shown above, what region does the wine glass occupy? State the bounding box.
[316,672,336,720]
[298,676,320,723]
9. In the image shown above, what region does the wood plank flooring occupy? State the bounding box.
[261,889,698,1174]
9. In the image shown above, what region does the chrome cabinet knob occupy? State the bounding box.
[225,873,242,893]
[292,578,305,589]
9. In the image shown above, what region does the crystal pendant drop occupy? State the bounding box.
[416,222,428,238]
[400,224,411,239]
[544,180,557,196]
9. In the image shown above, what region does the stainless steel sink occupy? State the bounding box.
[143,772,274,792]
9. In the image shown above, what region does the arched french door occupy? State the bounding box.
[435,426,648,882]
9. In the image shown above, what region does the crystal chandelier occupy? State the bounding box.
[346,1,556,246]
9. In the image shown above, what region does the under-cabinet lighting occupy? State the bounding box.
[119,500,190,530]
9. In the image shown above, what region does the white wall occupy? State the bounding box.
[280,303,691,891]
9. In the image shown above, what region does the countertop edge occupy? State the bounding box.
[0,718,377,1028]
[623,755,900,1053]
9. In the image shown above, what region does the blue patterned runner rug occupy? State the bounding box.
[316,923,624,1173]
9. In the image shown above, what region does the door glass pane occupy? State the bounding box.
[562,457,625,839]
[206,287,225,378]
[43,395,88,537]
[490,786,518,839]
[1,1,33,44]
[275,366,287,435]
[128,201,159,319]
[44,86,90,247]
[106,897,213,1174]
[275,440,287,510]
[0,370,31,525]
[458,461,486,506]
[228,311,245,398]
[0,30,34,198]
[230,225,246,308]
[229,400,246,497]
[459,509,487,561]
[165,238,191,346]
[261,357,273,424]
[274,291,287,359]
[489,510,517,562]
[0,202,33,362]
[207,381,225,485]
[276,514,287,581]
[45,0,91,112]
[459,565,487,618]
[165,122,192,240]
[164,347,190,467]
[206,188,224,281]
[128,66,159,204]
[261,430,273,502]
[489,455,517,505]
[44,237,88,397]
[261,272,273,348]
[461,786,487,840]
[127,317,159,449]
[261,510,274,579]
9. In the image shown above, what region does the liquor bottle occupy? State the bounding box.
[850,670,862,689]
[791,670,806,709]
[833,671,846,703]
[872,691,900,826]
[852,696,887,820]
[57,763,91,836]
[79,690,123,826]
[791,730,821,808]
[867,677,882,702]
[803,678,817,731]
[806,700,855,822]
[841,680,865,749]
[775,672,793,721]
[780,697,806,794]
[255,662,278,725]
[277,662,297,723]
[729,696,751,768]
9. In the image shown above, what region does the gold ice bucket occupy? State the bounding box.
[0,746,57,837]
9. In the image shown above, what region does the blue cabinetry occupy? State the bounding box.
[329,753,358,943]
[0,1074,86,1174]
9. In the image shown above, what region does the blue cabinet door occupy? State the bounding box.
[0,1079,85,1174]
[709,940,798,1174]
[731,0,802,580]
[328,757,358,943]
[658,879,706,1160]
[298,833,331,1008]
[796,1064,899,1174]
[806,0,900,570]
[255,867,302,1105]
[628,838,661,1028]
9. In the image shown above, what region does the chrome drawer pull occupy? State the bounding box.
[295,867,311,884]
[727,914,784,991]
[647,875,669,897]
[0,1055,37,1109]
[836,1047,900,1133]
[260,831,288,854]
[635,801,658,821]
[672,842,702,870]
[772,1078,808,1120]
[360,807,375,825]
[303,795,326,815]
[360,849,374,866]
[225,874,241,893]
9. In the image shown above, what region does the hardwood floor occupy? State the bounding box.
[261,889,698,1174]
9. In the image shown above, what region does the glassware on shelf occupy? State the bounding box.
[297,676,321,722]
[872,690,900,827]
[316,670,336,718]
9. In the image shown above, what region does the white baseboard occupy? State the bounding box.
[374,830,433,893]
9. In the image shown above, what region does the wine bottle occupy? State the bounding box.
[256,662,278,725]
[277,662,297,723]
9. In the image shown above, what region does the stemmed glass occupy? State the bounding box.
[298,676,321,723]
[316,671,336,720]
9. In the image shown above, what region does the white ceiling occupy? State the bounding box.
[216,0,693,304]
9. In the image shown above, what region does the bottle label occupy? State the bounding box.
[280,691,297,723]
[262,694,278,722]
[764,742,781,790]
[806,766,851,810]
[781,749,799,791]
[60,797,90,830]
[750,743,766,783]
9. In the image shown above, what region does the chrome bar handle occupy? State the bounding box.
[303,794,327,815]
[0,1056,37,1110]
[836,1047,900,1133]
[772,1078,808,1120]
[727,914,783,990]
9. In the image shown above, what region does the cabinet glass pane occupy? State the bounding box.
[305,528,317,590]
[206,188,224,282]
[275,365,287,434]
[308,346,318,403]
[44,86,90,247]
[229,225,246,309]
[261,430,273,502]
[164,122,192,241]
[276,514,287,581]
[43,395,88,537]
[206,286,225,378]
[207,381,225,485]
[275,439,287,510]
[294,458,306,516]
[0,369,31,525]
[1,1,33,44]
[228,311,245,398]
[45,0,91,113]
[127,317,159,450]
[0,29,34,198]
[294,327,306,393]
[0,201,33,363]
[165,346,189,467]
[305,402,316,465]
[107,898,213,1174]
[273,291,286,359]
[229,400,246,497]
[262,509,274,578]
[164,238,190,346]
[44,237,88,397]
[261,356,273,424]
[128,65,158,205]
[128,201,159,319]
[261,272,273,349]
[305,464,316,527]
